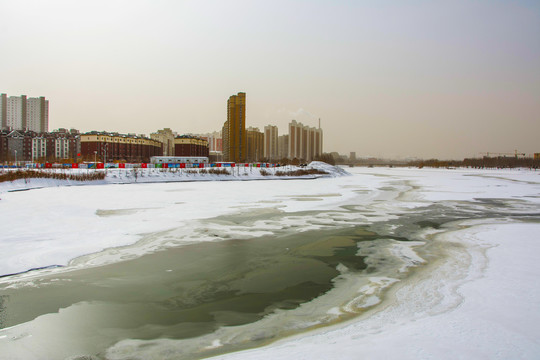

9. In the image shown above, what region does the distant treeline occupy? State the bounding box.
[0,170,107,183]
[407,157,540,169]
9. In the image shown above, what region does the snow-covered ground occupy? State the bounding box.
[0,162,346,194]
[0,166,539,359]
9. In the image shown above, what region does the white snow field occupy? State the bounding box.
[0,166,539,359]
[0,162,348,276]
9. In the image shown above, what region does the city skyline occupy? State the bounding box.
[1,1,539,159]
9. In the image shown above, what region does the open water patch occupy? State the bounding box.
[0,225,394,359]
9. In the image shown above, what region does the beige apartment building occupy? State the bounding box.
[288,120,323,162]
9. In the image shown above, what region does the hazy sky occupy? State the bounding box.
[1,0,539,159]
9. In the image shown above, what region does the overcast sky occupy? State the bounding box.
[1,0,539,159]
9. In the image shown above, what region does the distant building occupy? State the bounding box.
[5,130,31,162]
[264,125,279,160]
[174,135,209,157]
[222,92,246,162]
[350,152,356,161]
[150,128,176,156]
[150,156,209,165]
[246,127,264,162]
[0,93,49,133]
[80,131,162,162]
[535,153,540,160]
[0,94,6,130]
[288,120,323,162]
[0,129,8,162]
[0,128,79,162]
[46,129,80,161]
[195,131,222,153]
[26,97,49,133]
[32,135,47,161]
[278,134,289,160]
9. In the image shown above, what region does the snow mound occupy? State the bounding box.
[309,161,351,177]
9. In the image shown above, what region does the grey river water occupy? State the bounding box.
[0,222,385,359]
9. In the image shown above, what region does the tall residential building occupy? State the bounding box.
[264,125,278,160]
[222,92,246,162]
[278,134,289,160]
[0,94,6,129]
[246,127,264,162]
[5,95,26,130]
[288,119,323,162]
[0,94,49,132]
[26,97,49,133]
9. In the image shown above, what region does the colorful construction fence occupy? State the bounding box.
[1,162,280,170]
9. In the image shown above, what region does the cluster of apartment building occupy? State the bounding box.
[0,128,80,163]
[1,94,49,133]
[221,92,323,163]
[1,91,323,164]
[79,131,209,163]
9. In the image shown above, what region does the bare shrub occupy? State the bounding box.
[0,170,107,183]
[274,168,328,177]
[207,168,230,175]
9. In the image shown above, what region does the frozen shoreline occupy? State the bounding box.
[0,162,348,194]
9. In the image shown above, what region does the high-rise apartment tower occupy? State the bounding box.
[222,92,246,162]
[264,125,278,160]
[288,119,323,162]
[0,94,49,133]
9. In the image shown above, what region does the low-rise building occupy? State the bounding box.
[45,129,80,162]
[80,132,162,163]
[5,130,32,162]
[174,135,209,157]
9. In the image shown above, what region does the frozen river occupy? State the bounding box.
[1,167,539,359]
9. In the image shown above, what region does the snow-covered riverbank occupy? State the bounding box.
[0,162,348,194]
